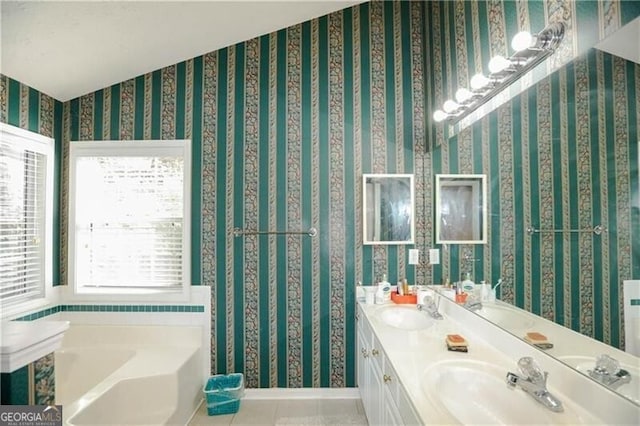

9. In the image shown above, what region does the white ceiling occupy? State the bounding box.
[594,16,640,65]
[0,0,364,101]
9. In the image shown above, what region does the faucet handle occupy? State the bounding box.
[594,354,620,375]
[518,357,546,384]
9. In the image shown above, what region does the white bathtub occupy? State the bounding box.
[55,324,203,425]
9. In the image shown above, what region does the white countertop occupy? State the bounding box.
[1,320,70,372]
[358,295,639,425]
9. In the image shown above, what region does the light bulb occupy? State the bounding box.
[433,110,447,122]
[470,73,490,90]
[512,31,533,52]
[442,99,459,114]
[488,55,512,73]
[455,88,473,103]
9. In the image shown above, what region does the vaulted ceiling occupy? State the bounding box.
[1,0,364,101]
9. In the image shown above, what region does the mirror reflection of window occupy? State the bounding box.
[435,174,487,244]
[440,185,475,241]
[363,174,415,245]
[378,178,411,241]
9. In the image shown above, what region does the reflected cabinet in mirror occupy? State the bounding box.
[435,174,487,244]
[363,174,415,245]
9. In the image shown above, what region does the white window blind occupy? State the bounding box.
[0,123,53,308]
[69,141,190,292]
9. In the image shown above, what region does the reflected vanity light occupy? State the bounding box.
[470,73,491,90]
[455,88,474,103]
[488,55,512,73]
[512,31,534,52]
[433,22,565,124]
[443,99,460,113]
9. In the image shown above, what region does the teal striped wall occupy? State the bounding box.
[426,0,640,137]
[0,76,63,286]
[425,1,640,349]
[3,0,638,387]
[60,1,427,387]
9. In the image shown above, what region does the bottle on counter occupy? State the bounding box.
[461,272,475,293]
[375,274,391,304]
[480,280,491,302]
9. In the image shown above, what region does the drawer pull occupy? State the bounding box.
[383,374,392,383]
[371,348,379,356]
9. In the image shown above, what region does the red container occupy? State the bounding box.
[455,292,468,304]
[391,292,417,304]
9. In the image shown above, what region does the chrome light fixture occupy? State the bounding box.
[434,22,565,124]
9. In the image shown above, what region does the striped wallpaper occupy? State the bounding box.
[425,1,640,349]
[0,77,64,286]
[427,0,640,136]
[1,0,638,388]
[59,1,427,388]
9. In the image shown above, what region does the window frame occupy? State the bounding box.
[0,123,55,318]
[67,139,191,302]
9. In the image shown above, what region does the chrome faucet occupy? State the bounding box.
[417,296,443,320]
[506,357,564,413]
[588,354,631,390]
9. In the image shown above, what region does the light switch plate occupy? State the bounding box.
[429,248,440,265]
[408,249,419,265]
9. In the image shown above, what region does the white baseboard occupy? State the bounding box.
[244,387,361,400]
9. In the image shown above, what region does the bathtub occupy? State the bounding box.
[55,324,203,425]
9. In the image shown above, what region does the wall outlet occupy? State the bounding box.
[429,248,440,265]
[408,249,419,265]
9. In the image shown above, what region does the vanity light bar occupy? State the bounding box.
[434,22,565,125]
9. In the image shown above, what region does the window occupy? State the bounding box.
[0,123,54,309]
[68,140,191,297]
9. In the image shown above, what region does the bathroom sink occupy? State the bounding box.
[476,303,536,329]
[558,355,640,404]
[420,360,598,425]
[375,305,434,331]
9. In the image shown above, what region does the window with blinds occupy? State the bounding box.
[68,140,191,293]
[0,123,54,308]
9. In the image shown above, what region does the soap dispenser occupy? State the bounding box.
[461,272,475,293]
[375,274,391,304]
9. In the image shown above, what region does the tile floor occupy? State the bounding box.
[189,398,367,425]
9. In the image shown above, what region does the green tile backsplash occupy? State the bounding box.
[14,305,205,321]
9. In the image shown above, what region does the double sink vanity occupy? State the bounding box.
[356,288,640,425]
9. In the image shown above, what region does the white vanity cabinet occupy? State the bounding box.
[356,304,421,425]
[356,298,639,425]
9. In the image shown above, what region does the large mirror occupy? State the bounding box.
[363,174,414,245]
[435,174,487,244]
[438,42,640,406]
[454,291,640,406]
